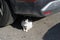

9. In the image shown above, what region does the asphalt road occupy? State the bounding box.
[0,13,60,40]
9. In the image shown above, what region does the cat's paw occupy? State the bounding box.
[23,29,28,32]
[25,30,28,32]
[23,29,26,32]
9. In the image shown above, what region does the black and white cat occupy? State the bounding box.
[21,19,33,32]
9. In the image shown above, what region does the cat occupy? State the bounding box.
[21,19,33,32]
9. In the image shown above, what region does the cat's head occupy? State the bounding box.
[25,19,29,23]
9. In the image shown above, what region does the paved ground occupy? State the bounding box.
[0,13,60,40]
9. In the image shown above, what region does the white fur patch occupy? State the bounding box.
[21,19,33,32]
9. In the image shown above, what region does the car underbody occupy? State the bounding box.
[5,0,55,17]
[0,0,60,26]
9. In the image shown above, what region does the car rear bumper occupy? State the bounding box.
[14,0,60,17]
[41,0,60,16]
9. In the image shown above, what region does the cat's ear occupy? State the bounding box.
[25,19,29,22]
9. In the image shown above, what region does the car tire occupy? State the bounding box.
[0,0,14,27]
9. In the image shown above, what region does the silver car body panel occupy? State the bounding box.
[41,0,60,16]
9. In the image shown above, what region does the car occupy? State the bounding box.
[0,0,60,26]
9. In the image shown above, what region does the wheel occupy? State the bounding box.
[0,0,14,26]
